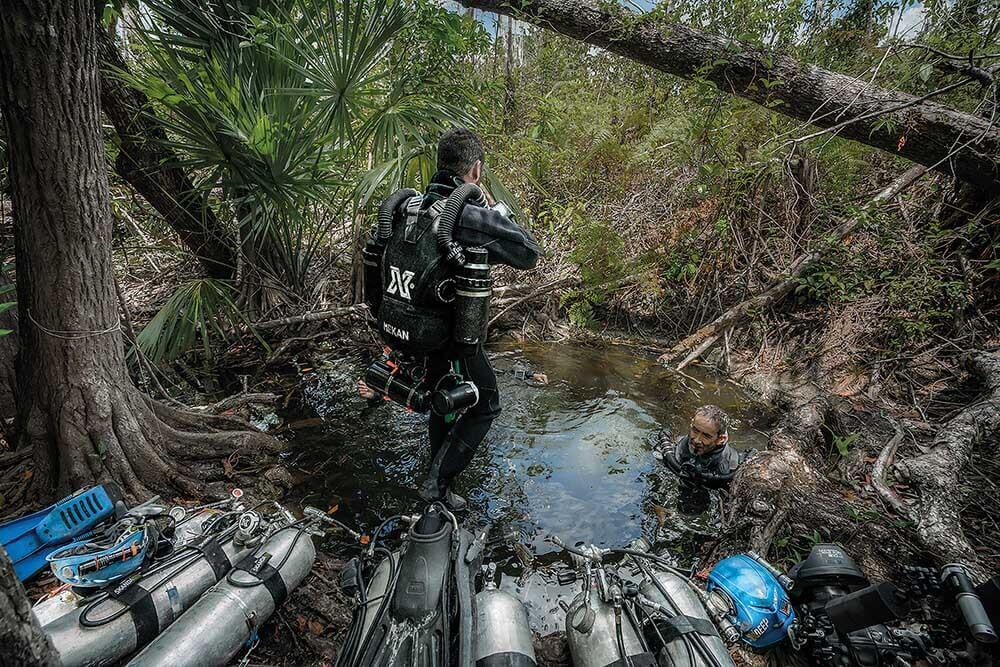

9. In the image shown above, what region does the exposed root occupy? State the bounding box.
[894,351,1000,578]
[17,382,283,504]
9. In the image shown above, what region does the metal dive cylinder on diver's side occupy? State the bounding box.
[126,526,316,667]
[453,246,491,353]
[362,235,385,315]
[37,511,254,667]
[475,582,537,666]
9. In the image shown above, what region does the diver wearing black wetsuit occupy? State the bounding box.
[658,405,750,489]
[362,128,539,510]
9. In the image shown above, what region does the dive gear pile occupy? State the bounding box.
[1,484,120,581]
[5,485,354,667]
[786,543,999,666]
[552,535,736,667]
[336,504,537,667]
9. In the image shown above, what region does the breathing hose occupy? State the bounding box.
[437,183,483,267]
[376,188,419,241]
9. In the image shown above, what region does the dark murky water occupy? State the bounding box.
[280,341,768,632]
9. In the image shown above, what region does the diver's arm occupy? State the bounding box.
[454,205,541,269]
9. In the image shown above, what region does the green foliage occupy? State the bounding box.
[126,0,484,360]
[136,279,261,363]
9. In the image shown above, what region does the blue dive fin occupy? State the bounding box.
[0,484,120,581]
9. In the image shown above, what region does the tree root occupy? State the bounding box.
[719,371,911,577]
[894,351,1000,579]
[19,384,283,504]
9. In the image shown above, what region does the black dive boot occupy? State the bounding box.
[418,477,467,511]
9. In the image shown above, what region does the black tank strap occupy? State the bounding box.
[236,552,289,608]
[656,614,721,643]
[195,536,232,580]
[115,582,160,646]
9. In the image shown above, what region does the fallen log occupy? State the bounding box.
[457,0,999,190]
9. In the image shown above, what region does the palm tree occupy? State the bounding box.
[124,0,482,360]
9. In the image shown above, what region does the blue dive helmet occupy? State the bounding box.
[46,522,152,587]
[706,553,796,648]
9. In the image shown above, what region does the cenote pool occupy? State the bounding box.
[279,341,769,633]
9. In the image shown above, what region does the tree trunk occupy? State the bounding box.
[457,0,1000,191]
[0,546,58,666]
[504,15,515,127]
[94,25,237,280]
[0,0,277,500]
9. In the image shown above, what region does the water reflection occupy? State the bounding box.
[284,341,768,630]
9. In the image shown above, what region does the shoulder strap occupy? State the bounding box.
[402,196,423,243]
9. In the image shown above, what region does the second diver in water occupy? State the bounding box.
[658,404,750,489]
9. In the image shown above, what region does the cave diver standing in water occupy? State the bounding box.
[358,128,540,510]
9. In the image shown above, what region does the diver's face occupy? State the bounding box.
[689,414,724,455]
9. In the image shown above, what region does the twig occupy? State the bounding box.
[872,421,908,515]
[253,305,363,330]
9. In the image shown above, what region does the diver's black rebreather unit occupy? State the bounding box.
[787,543,1000,666]
[361,184,493,414]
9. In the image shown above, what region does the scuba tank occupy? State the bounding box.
[476,580,537,666]
[559,537,734,667]
[127,525,316,667]
[37,508,258,667]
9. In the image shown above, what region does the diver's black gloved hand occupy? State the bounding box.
[679,460,698,480]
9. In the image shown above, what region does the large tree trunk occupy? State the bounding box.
[0,546,58,666]
[457,0,1000,191]
[94,25,237,280]
[0,0,276,500]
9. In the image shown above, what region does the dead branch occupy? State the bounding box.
[871,421,907,515]
[253,305,363,331]
[895,351,1000,579]
[659,164,928,364]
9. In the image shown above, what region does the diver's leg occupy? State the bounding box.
[421,354,454,501]
[430,346,501,506]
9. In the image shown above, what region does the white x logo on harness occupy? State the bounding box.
[386,265,416,301]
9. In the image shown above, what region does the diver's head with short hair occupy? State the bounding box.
[437,127,485,185]
[689,404,729,456]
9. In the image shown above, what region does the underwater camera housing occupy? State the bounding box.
[787,543,1000,666]
[706,553,796,649]
[365,356,479,416]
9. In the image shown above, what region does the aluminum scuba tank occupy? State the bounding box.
[565,572,652,667]
[628,538,735,667]
[37,510,254,667]
[453,246,491,354]
[640,569,735,666]
[475,581,537,666]
[127,525,316,667]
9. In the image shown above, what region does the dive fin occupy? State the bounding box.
[0,484,119,581]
